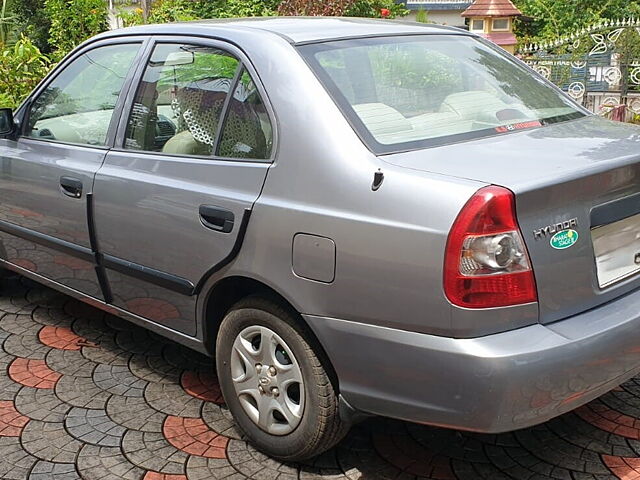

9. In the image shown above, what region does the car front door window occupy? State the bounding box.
[26,43,141,146]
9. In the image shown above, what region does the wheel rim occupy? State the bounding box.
[230,325,305,435]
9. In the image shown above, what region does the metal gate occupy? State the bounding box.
[518,18,640,120]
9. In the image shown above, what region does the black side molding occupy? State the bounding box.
[0,207,252,299]
[102,254,195,296]
[0,219,94,263]
[86,193,112,303]
[194,208,252,294]
[591,192,640,228]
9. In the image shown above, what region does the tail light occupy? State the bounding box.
[444,186,537,308]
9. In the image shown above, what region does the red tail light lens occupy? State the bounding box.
[444,186,537,308]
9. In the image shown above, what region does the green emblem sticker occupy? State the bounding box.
[550,229,579,250]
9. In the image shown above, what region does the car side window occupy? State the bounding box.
[26,43,141,146]
[217,68,273,160]
[124,44,239,156]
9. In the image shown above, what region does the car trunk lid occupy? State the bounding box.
[381,115,640,324]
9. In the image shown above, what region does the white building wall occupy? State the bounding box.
[405,9,467,27]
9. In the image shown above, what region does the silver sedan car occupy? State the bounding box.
[1,17,640,461]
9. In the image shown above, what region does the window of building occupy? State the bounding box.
[492,18,510,31]
[470,19,485,32]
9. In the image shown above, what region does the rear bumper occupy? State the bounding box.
[304,287,640,432]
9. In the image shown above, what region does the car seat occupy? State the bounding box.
[353,103,413,138]
[162,78,232,156]
[440,90,509,122]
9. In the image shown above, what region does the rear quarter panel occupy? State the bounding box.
[215,34,532,337]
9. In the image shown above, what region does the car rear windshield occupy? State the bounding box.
[298,35,585,154]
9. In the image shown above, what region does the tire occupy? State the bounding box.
[216,296,347,461]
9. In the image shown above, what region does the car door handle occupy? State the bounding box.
[60,176,83,198]
[199,205,234,233]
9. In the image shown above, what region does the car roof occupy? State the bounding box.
[108,17,468,45]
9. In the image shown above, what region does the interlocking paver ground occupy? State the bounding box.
[3,275,640,479]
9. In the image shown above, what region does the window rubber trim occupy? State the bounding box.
[213,63,244,156]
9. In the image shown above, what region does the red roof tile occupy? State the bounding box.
[462,0,522,17]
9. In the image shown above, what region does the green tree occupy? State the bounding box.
[345,0,409,18]
[10,0,51,53]
[45,0,109,58]
[194,0,280,18]
[0,0,15,47]
[513,0,640,41]
[277,0,354,16]
[0,35,50,108]
[119,0,280,27]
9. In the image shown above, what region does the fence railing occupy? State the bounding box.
[518,18,640,121]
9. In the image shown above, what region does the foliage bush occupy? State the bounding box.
[277,0,407,17]
[513,0,640,43]
[193,0,280,18]
[45,0,109,58]
[119,0,197,26]
[345,0,408,19]
[0,36,50,108]
[10,0,51,54]
[277,0,354,16]
[415,9,430,23]
[119,0,280,27]
[0,0,16,47]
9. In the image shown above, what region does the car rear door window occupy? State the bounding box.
[124,43,240,156]
[217,68,273,160]
[25,43,141,146]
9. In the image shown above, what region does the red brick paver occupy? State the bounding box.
[576,403,640,439]
[38,326,87,351]
[143,473,188,480]
[163,415,228,458]
[603,455,640,479]
[0,401,29,437]
[5,278,640,479]
[8,358,62,389]
[181,371,223,403]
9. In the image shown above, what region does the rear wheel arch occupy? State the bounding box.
[200,275,340,391]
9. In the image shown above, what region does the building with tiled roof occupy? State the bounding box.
[461,0,522,17]
[461,0,522,53]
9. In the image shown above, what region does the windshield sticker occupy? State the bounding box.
[550,229,579,250]
[495,120,543,133]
